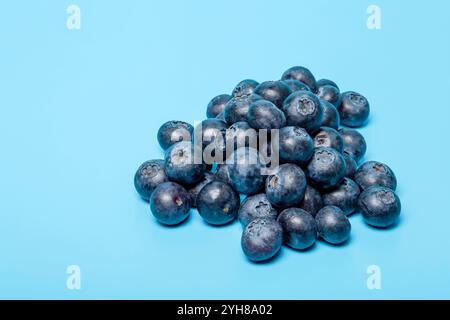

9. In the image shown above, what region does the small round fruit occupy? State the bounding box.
[313,127,344,153]
[197,181,240,225]
[315,206,351,245]
[358,186,401,228]
[322,178,361,215]
[339,128,367,163]
[282,79,311,93]
[306,147,346,190]
[225,121,258,153]
[194,119,227,158]
[164,141,206,185]
[238,194,278,227]
[339,91,370,127]
[227,147,265,195]
[343,153,358,178]
[281,66,317,92]
[277,208,317,250]
[282,91,324,132]
[224,94,262,125]
[188,172,216,208]
[266,164,307,208]
[134,160,169,201]
[157,121,194,150]
[279,126,314,165]
[247,100,286,130]
[316,79,339,92]
[150,182,191,226]
[320,99,340,130]
[206,94,231,118]
[354,161,397,191]
[299,185,323,217]
[253,81,292,108]
[241,219,283,262]
[232,79,259,98]
[316,85,341,107]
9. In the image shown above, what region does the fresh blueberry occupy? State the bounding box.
[277,208,317,250]
[278,126,314,165]
[306,147,346,190]
[282,79,311,93]
[316,85,341,107]
[282,91,324,132]
[164,141,206,185]
[247,100,286,130]
[358,186,401,228]
[339,128,367,163]
[194,119,227,161]
[253,81,292,108]
[232,79,259,98]
[157,121,194,150]
[197,181,240,226]
[266,164,307,209]
[238,193,278,227]
[188,172,216,208]
[206,94,232,118]
[241,218,283,262]
[225,121,258,154]
[224,94,262,125]
[316,79,339,92]
[343,152,358,178]
[281,66,317,92]
[354,161,397,191]
[322,178,361,215]
[299,185,323,217]
[320,99,340,130]
[134,160,169,201]
[339,91,370,127]
[313,127,344,153]
[315,206,351,245]
[150,182,191,226]
[227,147,265,195]
[214,164,232,185]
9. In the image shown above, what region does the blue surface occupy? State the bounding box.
[1,0,450,299]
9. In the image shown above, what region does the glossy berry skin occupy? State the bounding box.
[227,147,265,195]
[253,81,292,108]
[313,127,344,153]
[194,119,227,158]
[322,178,361,215]
[224,94,262,125]
[197,181,240,226]
[339,91,370,127]
[306,147,346,190]
[320,100,340,130]
[299,185,323,217]
[134,160,169,201]
[354,161,397,191]
[281,66,317,92]
[157,121,194,150]
[315,206,351,245]
[188,172,216,208]
[339,128,367,163]
[164,142,206,185]
[241,218,283,262]
[316,79,339,92]
[279,126,314,165]
[214,164,232,185]
[282,79,311,93]
[247,100,286,130]
[232,79,259,98]
[343,153,358,179]
[266,164,307,209]
[317,85,341,107]
[150,182,191,226]
[225,122,258,154]
[206,94,231,118]
[359,186,401,228]
[282,91,324,132]
[277,208,317,250]
[238,193,278,227]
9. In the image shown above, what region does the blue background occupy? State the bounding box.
[1,0,449,299]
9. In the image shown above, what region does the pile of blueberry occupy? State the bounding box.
[134,66,401,262]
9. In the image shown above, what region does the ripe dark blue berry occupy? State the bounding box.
[316,85,341,107]
[225,121,258,153]
[165,141,206,185]
[277,208,317,250]
[241,219,283,262]
[282,79,311,93]
[253,81,292,108]
[322,178,361,215]
[306,147,346,190]
[358,186,401,228]
[316,79,339,92]
[194,119,227,159]
[339,128,367,163]
[315,206,351,245]
[150,182,191,226]
[232,79,259,98]
[354,161,397,191]
[299,185,323,217]
[134,160,168,201]
[238,193,278,227]
[282,91,324,132]
[279,126,314,165]
[281,66,317,92]
[206,94,231,118]
[320,100,340,130]
[197,181,240,226]
[266,164,307,209]
[227,147,265,195]
[157,121,194,150]
[247,100,286,130]
[343,153,358,179]
[188,172,216,208]
[224,94,262,125]
[339,91,370,127]
[313,127,344,153]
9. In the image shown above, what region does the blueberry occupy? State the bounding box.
[253,81,292,108]
[188,172,216,208]
[214,164,232,185]
[197,181,240,225]
[299,185,323,217]
[238,193,278,227]
[315,206,351,245]
[225,121,258,153]
[206,94,232,118]
[354,161,397,191]
[232,79,259,98]
[343,153,358,179]
[339,128,367,163]
[313,127,344,153]
[339,91,370,127]
[279,126,314,165]
[247,100,286,130]
[150,182,191,226]
[281,66,317,92]
[322,178,361,215]
[134,160,169,201]
[164,141,206,185]
[316,79,339,92]
[306,147,346,190]
[224,94,262,125]
[157,121,194,150]
[358,186,401,228]
[316,85,341,107]
[241,218,283,262]
[282,79,311,93]
[320,99,340,130]
[277,208,317,250]
[194,119,227,160]
[282,91,324,132]
[266,164,307,209]
[227,147,265,195]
